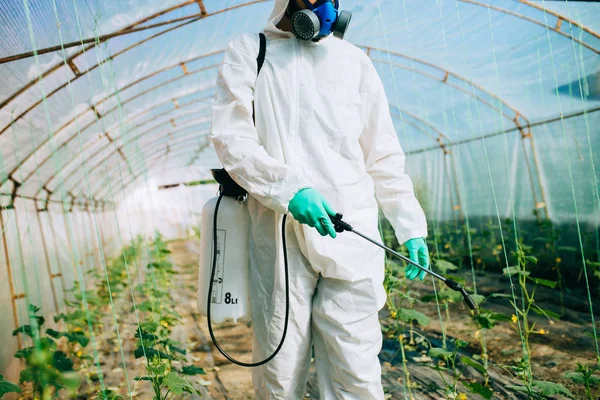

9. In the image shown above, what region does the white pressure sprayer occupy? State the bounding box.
[197,169,252,324]
[198,168,291,367]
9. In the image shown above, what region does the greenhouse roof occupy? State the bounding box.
[0,0,599,210]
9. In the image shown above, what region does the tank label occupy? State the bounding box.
[211,229,226,304]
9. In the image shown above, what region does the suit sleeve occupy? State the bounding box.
[359,60,428,244]
[210,34,309,214]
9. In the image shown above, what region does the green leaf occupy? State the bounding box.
[134,376,153,381]
[532,380,574,398]
[134,328,158,341]
[434,259,458,273]
[163,372,198,395]
[133,347,174,361]
[504,385,528,394]
[474,314,496,329]
[12,325,34,338]
[168,344,187,356]
[397,308,430,327]
[465,381,493,400]
[428,348,453,359]
[558,246,578,253]
[180,366,206,376]
[489,312,512,322]
[45,329,90,347]
[564,371,584,384]
[471,294,486,307]
[525,256,538,264]
[531,305,561,320]
[19,369,33,384]
[28,304,41,315]
[532,278,557,289]
[52,351,74,372]
[460,356,487,375]
[56,372,81,394]
[502,266,529,277]
[14,347,33,359]
[0,374,21,397]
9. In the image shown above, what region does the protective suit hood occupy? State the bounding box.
[265,0,295,37]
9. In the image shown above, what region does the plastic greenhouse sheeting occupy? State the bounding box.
[0,0,599,397]
[0,0,598,220]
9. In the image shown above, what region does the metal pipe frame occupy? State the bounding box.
[0,208,22,349]
[66,130,211,198]
[460,0,599,55]
[45,211,68,305]
[78,141,207,201]
[83,134,210,198]
[50,118,212,196]
[0,0,263,117]
[94,146,208,201]
[36,210,59,312]
[39,90,214,196]
[7,61,219,189]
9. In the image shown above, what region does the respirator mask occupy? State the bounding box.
[286,0,352,41]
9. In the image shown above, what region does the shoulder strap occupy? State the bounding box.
[257,33,266,75]
[253,33,266,124]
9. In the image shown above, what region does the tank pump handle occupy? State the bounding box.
[329,213,478,312]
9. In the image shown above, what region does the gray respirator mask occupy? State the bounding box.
[285,0,352,41]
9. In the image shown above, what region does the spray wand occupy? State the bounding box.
[329,213,478,312]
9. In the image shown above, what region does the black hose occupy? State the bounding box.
[206,192,290,367]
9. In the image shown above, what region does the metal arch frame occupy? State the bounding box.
[51,122,213,198]
[7,59,220,189]
[78,144,203,201]
[39,88,215,195]
[364,46,548,218]
[0,0,265,205]
[363,46,533,131]
[459,0,600,55]
[75,129,212,197]
[93,144,210,201]
[99,145,212,201]
[0,0,264,119]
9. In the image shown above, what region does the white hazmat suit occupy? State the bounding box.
[211,0,428,398]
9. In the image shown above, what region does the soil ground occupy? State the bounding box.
[120,239,599,399]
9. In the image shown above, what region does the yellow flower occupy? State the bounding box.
[160,320,169,328]
[496,245,502,250]
[457,394,468,400]
[390,311,397,319]
[474,330,480,338]
[74,327,83,332]
[444,243,450,249]
[539,328,546,335]
[76,350,83,357]
[476,258,482,264]
[555,257,562,263]
[511,314,518,324]
[398,334,405,343]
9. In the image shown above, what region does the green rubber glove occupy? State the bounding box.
[288,188,337,238]
[404,238,430,281]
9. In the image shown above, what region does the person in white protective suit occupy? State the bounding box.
[210,0,430,398]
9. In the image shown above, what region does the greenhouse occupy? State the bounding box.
[0,0,599,398]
